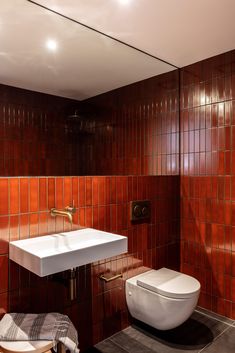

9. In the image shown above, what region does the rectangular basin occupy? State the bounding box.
[9,228,127,276]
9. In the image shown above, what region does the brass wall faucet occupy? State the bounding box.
[50,205,76,224]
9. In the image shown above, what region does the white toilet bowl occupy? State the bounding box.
[125,267,200,330]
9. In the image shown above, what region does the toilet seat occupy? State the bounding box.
[136,268,200,299]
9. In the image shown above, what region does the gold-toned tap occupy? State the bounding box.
[50,205,76,224]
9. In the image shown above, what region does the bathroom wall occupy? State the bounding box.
[80,70,179,176]
[0,175,179,349]
[0,84,81,176]
[180,50,235,319]
[0,70,180,351]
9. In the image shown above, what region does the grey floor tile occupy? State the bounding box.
[196,307,235,326]
[110,331,157,353]
[93,310,233,353]
[95,338,128,353]
[201,326,235,353]
[110,310,231,353]
[113,326,200,353]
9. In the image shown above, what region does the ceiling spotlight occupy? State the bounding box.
[119,0,131,5]
[46,39,58,51]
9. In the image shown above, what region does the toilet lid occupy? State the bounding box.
[136,268,200,299]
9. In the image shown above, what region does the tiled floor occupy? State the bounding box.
[88,308,235,353]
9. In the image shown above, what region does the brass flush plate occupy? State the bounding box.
[130,200,151,221]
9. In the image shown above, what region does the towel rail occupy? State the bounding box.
[99,273,122,282]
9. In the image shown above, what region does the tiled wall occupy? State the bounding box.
[80,70,179,175]
[2,48,235,348]
[0,84,81,176]
[0,175,180,350]
[0,70,180,352]
[180,50,235,318]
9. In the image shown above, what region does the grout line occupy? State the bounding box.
[195,309,235,327]
[198,324,232,353]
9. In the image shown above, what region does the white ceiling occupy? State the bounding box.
[36,0,235,68]
[0,0,174,100]
[0,0,234,100]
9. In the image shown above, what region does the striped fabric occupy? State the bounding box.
[0,313,79,353]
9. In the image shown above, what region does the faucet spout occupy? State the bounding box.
[50,207,75,224]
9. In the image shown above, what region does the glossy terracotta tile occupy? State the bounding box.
[0,216,9,254]
[9,178,19,215]
[181,50,235,320]
[9,215,19,241]
[0,62,192,347]
[98,206,105,230]
[48,178,55,209]
[38,213,48,236]
[0,179,8,215]
[0,292,8,318]
[110,178,116,204]
[92,178,99,206]
[0,255,8,292]
[20,178,29,213]
[79,206,85,227]
[29,213,39,238]
[72,177,78,208]
[85,207,92,228]
[64,177,72,206]
[85,177,92,206]
[92,206,99,229]
[79,177,85,207]
[29,178,39,212]
[0,85,81,177]
[19,214,29,239]
[36,178,45,212]
[55,178,64,209]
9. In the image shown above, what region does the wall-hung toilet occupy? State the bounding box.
[125,267,200,330]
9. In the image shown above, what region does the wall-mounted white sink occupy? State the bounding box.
[9,228,127,277]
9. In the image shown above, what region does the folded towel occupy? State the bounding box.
[0,313,79,353]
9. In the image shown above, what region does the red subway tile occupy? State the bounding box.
[0,179,8,215]
[79,207,85,228]
[85,207,92,228]
[19,214,29,239]
[9,215,19,241]
[9,178,19,215]
[29,178,39,212]
[48,178,55,209]
[110,178,116,204]
[0,255,8,292]
[55,178,64,209]
[39,178,47,211]
[29,213,39,238]
[79,177,85,207]
[72,177,78,208]
[20,178,29,213]
[92,178,99,206]
[0,292,8,318]
[98,177,105,205]
[0,217,9,254]
[85,177,92,206]
[64,177,72,206]
[39,213,48,236]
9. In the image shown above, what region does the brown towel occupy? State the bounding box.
[0,313,79,353]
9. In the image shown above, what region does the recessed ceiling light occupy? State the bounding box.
[46,39,57,51]
[119,0,131,5]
